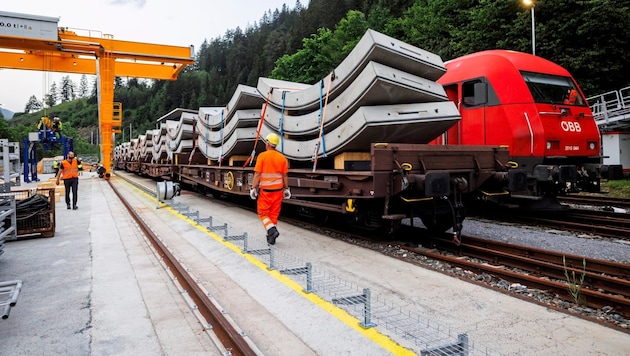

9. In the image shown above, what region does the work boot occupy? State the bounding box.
[266,227,279,245]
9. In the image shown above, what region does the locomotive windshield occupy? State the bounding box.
[521,71,585,106]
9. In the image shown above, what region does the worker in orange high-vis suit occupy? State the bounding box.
[56,151,82,210]
[250,133,290,245]
[564,89,578,105]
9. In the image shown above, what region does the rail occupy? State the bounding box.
[588,85,630,130]
[486,207,630,241]
[419,234,630,329]
[558,195,630,210]
[107,179,259,356]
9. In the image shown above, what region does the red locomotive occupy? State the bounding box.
[432,50,603,209]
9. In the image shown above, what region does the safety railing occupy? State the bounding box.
[588,85,630,129]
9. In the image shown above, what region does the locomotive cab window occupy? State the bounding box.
[461,78,499,107]
[521,71,585,106]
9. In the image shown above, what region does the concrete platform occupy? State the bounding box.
[0,172,629,355]
[0,173,218,355]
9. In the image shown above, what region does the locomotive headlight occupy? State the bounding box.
[547,141,551,150]
[588,141,596,150]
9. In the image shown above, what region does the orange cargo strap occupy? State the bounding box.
[243,85,304,168]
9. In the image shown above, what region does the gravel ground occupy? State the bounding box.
[459,216,630,264]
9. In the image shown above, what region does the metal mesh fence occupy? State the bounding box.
[166,199,502,356]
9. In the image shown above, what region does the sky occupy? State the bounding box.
[0,0,303,113]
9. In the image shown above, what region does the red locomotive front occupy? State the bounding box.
[433,50,603,207]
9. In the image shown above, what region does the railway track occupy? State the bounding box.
[494,209,630,240]
[107,178,259,356]
[419,234,630,316]
[559,195,630,210]
[471,195,630,240]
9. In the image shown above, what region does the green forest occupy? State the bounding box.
[3,0,629,160]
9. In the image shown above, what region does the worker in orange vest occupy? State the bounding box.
[250,133,290,245]
[564,89,578,105]
[56,151,81,210]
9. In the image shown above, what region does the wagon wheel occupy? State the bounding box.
[419,199,458,233]
[420,213,455,233]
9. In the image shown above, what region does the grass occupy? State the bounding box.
[600,178,630,198]
[563,256,586,306]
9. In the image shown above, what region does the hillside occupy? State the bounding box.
[6,99,100,158]
[1,107,14,119]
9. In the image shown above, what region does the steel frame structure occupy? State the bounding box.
[0,11,194,177]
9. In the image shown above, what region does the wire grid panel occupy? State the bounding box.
[266,248,478,352]
[197,214,502,355]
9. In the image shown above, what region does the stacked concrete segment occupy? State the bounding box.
[259,102,460,161]
[257,29,446,112]
[150,124,168,163]
[116,29,460,165]
[139,130,154,162]
[165,111,196,162]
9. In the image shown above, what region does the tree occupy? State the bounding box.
[539,0,630,94]
[60,75,76,102]
[88,78,98,105]
[24,95,43,113]
[114,77,124,89]
[78,75,89,98]
[0,118,10,140]
[271,10,369,83]
[1,118,13,139]
[44,82,58,107]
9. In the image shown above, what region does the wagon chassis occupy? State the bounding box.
[118,143,512,240]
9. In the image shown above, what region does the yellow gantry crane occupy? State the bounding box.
[0,11,194,177]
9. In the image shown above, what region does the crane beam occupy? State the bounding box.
[0,12,194,177]
[0,51,191,80]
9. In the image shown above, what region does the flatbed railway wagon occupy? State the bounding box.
[127,143,511,243]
